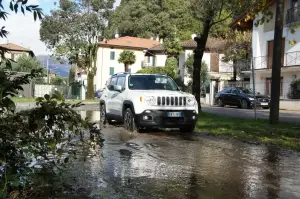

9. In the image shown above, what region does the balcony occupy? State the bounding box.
[253,51,300,69]
[286,7,300,25]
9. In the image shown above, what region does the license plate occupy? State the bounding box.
[168,112,182,117]
[261,103,268,106]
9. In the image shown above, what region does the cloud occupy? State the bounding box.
[0,12,50,55]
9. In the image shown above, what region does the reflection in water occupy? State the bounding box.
[61,112,300,199]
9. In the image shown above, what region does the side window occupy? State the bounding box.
[110,51,115,60]
[116,76,126,89]
[108,77,117,91]
[231,88,238,94]
[222,88,232,94]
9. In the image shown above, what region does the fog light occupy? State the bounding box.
[192,116,196,120]
[145,110,151,113]
[143,116,148,120]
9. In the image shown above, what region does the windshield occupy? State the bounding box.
[128,75,179,91]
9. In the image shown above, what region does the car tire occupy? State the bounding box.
[123,108,138,132]
[180,125,195,133]
[100,104,113,125]
[217,98,224,107]
[240,99,248,109]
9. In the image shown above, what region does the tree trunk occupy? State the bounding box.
[86,73,94,99]
[193,18,211,112]
[269,0,284,124]
[124,63,129,72]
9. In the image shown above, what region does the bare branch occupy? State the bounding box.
[210,13,232,26]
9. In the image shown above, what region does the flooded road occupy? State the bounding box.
[62,111,300,199]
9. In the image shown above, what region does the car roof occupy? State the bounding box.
[111,72,168,77]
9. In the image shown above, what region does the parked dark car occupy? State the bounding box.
[215,87,270,109]
[95,89,104,98]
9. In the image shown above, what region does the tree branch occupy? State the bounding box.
[210,13,232,26]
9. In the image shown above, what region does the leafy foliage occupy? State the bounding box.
[9,54,46,73]
[288,79,300,99]
[0,1,103,197]
[107,0,201,40]
[118,50,136,72]
[40,0,114,99]
[50,76,68,85]
[184,54,209,95]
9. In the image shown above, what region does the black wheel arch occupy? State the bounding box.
[100,100,105,106]
[122,100,135,117]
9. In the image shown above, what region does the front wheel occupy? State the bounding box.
[180,125,195,133]
[123,108,138,132]
[240,99,248,109]
[217,98,224,107]
[100,104,113,125]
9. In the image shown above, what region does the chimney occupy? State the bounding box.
[115,33,119,38]
[156,36,159,42]
[159,38,163,44]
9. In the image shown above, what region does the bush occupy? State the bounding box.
[0,67,103,198]
[288,79,300,99]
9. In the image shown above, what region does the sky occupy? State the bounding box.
[0,0,121,56]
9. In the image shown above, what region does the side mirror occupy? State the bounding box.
[114,85,122,92]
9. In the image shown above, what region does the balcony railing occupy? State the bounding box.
[253,51,300,69]
[286,7,300,25]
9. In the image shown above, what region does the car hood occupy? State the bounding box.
[129,90,194,97]
[246,94,269,99]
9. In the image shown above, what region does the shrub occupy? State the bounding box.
[288,79,300,99]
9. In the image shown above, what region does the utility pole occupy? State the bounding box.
[46,57,49,84]
[269,0,284,124]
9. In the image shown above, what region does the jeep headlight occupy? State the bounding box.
[248,97,254,101]
[187,96,195,106]
[144,96,156,105]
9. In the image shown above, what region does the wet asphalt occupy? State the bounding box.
[59,111,300,199]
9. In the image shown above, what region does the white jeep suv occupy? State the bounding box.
[99,72,198,133]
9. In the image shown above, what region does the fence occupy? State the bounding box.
[34,84,81,99]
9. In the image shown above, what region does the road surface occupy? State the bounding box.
[202,105,300,123]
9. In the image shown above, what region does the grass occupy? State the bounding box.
[12,98,99,103]
[196,112,300,151]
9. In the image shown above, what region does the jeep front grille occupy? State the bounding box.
[157,96,187,106]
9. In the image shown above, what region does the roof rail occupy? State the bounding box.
[112,72,131,76]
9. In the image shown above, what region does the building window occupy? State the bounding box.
[109,67,114,75]
[147,56,151,63]
[266,77,283,96]
[110,51,115,60]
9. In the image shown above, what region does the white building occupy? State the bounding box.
[147,37,250,105]
[94,36,160,90]
[234,0,300,99]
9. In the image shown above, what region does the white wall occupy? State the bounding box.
[219,54,233,73]
[95,47,146,90]
[154,54,167,67]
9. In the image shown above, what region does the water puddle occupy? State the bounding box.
[58,111,300,199]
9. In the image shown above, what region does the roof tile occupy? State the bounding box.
[99,36,160,49]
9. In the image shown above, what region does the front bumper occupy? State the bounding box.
[135,110,198,128]
[250,101,270,108]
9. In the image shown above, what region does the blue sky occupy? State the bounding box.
[0,0,121,55]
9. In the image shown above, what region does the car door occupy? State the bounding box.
[222,88,232,104]
[229,88,240,105]
[105,76,118,114]
[110,76,126,116]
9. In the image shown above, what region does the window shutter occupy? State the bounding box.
[109,67,114,75]
[210,53,219,72]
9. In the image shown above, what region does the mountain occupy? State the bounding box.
[36,55,70,77]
